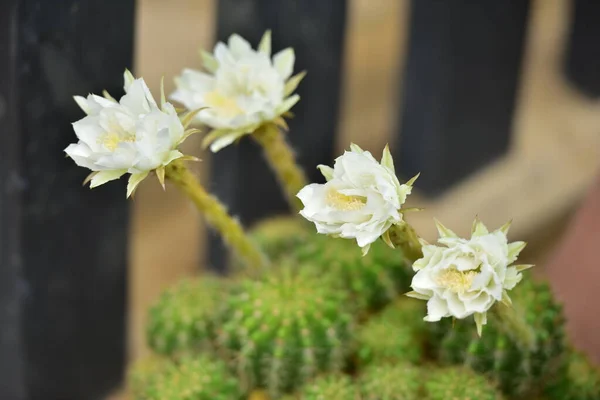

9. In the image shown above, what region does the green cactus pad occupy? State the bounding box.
[295,374,359,400]
[130,355,243,400]
[357,298,426,366]
[545,350,600,400]
[358,363,422,400]
[146,276,230,356]
[293,233,411,312]
[219,264,355,398]
[424,367,503,400]
[432,278,565,398]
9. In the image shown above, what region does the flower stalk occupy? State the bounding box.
[385,222,424,263]
[165,160,267,270]
[253,123,308,211]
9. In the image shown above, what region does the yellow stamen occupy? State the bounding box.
[436,269,477,293]
[205,91,243,117]
[100,132,135,151]
[326,189,366,211]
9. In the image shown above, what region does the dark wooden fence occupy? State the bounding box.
[0,0,598,398]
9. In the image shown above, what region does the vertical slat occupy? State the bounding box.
[564,0,600,98]
[0,1,135,398]
[0,1,25,399]
[395,0,530,196]
[209,0,348,270]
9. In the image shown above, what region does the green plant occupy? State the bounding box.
[293,233,411,312]
[424,366,504,400]
[218,264,355,398]
[130,354,243,400]
[248,216,311,262]
[293,374,359,400]
[357,298,426,366]
[433,278,565,398]
[146,276,230,356]
[545,350,600,400]
[358,363,422,400]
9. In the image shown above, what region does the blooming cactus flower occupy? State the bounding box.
[171,31,304,152]
[297,144,417,255]
[407,218,533,336]
[65,70,199,197]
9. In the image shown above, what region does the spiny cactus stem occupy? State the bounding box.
[388,222,423,263]
[493,303,537,352]
[165,160,268,270]
[253,122,308,212]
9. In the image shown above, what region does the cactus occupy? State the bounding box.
[293,374,359,400]
[293,233,411,312]
[432,278,565,398]
[357,298,426,366]
[358,363,422,400]
[128,355,170,396]
[424,367,504,400]
[130,354,243,400]
[219,264,355,398]
[545,350,600,400]
[146,276,230,356]
[248,216,311,262]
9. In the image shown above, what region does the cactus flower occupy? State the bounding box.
[407,218,532,336]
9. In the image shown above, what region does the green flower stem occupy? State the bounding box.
[388,222,424,263]
[165,160,267,270]
[492,303,537,351]
[253,122,308,211]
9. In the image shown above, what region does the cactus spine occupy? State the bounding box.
[424,367,504,400]
[146,276,230,356]
[130,355,243,400]
[357,298,426,366]
[294,374,358,400]
[293,233,411,312]
[358,363,422,400]
[219,264,354,398]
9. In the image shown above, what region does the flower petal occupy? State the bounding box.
[273,48,295,80]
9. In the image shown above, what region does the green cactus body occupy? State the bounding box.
[357,298,426,366]
[359,363,422,400]
[292,233,411,312]
[295,374,359,400]
[545,350,600,400]
[433,279,565,398]
[424,367,504,400]
[248,216,311,262]
[219,265,354,398]
[130,355,243,400]
[146,276,230,356]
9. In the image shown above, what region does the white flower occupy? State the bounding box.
[65,70,198,197]
[297,144,417,255]
[171,31,304,152]
[407,218,533,336]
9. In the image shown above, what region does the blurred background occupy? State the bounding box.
[1,0,600,399]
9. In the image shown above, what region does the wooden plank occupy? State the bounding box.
[0,1,135,398]
[564,0,600,98]
[395,0,530,196]
[209,0,348,270]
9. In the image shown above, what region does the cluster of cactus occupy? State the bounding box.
[129,216,600,400]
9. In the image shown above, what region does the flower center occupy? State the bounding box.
[99,132,136,151]
[436,269,477,293]
[205,91,243,117]
[326,189,366,211]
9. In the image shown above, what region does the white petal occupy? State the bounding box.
[273,48,295,80]
[228,34,252,58]
[258,30,272,56]
[127,171,149,198]
[424,296,448,322]
[89,169,127,188]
